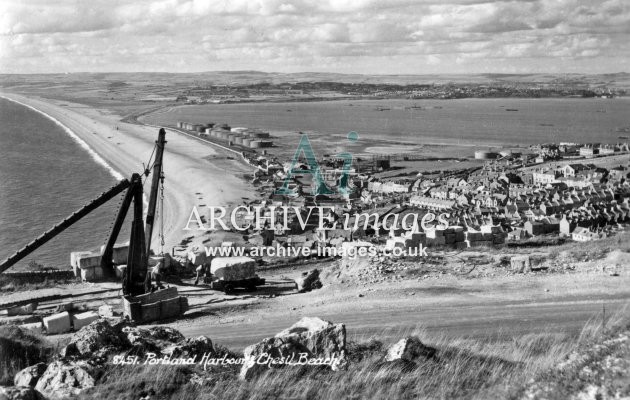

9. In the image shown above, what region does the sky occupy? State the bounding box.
[1,0,629,75]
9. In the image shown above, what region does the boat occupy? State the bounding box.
[506,108,519,112]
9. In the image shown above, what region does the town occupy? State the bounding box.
[173,120,630,260]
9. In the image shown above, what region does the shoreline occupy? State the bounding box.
[0,92,254,255]
[0,95,125,182]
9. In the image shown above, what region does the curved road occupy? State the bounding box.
[178,295,630,350]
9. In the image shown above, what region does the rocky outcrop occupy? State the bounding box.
[34,360,95,399]
[162,336,214,358]
[123,326,184,355]
[13,363,47,388]
[60,318,201,360]
[0,386,45,400]
[385,337,436,362]
[240,317,347,380]
[295,269,323,292]
[66,319,128,358]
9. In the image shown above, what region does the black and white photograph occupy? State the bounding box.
[1,1,629,399]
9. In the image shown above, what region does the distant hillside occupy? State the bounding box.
[1,71,629,89]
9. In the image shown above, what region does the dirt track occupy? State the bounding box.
[177,294,629,350]
[161,264,630,350]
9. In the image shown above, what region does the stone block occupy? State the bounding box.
[71,312,99,331]
[43,312,72,335]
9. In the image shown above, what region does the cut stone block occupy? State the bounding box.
[43,312,72,334]
[100,241,129,265]
[80,266,104,282]
[77,252,101,269]
[71,311,99,331]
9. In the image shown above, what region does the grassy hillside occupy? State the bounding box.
[80,310,629,400]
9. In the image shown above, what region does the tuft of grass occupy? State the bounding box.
[0,325,52,385]
[0,275,77,293]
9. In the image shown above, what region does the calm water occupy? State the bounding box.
[0,98,127,270]
[146,98,630,146]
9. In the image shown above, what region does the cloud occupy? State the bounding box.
[0,0,628,73]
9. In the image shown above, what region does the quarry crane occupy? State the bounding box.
[0,128,168,297]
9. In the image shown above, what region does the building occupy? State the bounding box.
[571,227,600,242]
[409,196,456,211]
[532,170,558,185]
[579,147,598,158]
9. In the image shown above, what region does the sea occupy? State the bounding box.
[0,98,128,271]
[146,97,630,146]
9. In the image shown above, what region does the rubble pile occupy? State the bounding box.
[323,256,452,285]
[320,247,591,286]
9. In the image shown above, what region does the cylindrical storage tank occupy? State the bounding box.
[250,140,262,148]
[228,134,236,141]
[243,138,252,147]
[205,128,212,134]
[228,141,233,146]
[220,133,229,140]
[235,137,244,145]
[195,125,204,133]
[211,131,218,137]
[177,122,183,129]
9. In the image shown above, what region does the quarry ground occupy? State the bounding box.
[4,239,629,352]
[169,262,630,350]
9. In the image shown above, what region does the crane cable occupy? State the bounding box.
[158,171,165,255]
[140,143,158,186]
